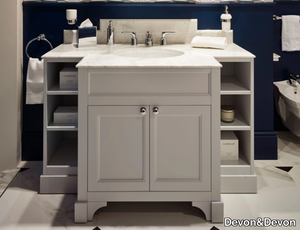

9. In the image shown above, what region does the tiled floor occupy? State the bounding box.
[0,131,300,230]
[0,169,19,197]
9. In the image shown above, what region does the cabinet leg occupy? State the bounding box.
[192,201,211,221]
[192,201,224,223]
[212,200,224,223]
[88,202,107,221]
[74,201,88,223]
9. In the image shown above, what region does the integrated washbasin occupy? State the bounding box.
[114,47,184,58]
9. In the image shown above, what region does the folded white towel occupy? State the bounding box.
[282,15,300,51]
[26,58,44,104]
[191,36,227,50]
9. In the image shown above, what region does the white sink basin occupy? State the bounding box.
[114,47,184,58]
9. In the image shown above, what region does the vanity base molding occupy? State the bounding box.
[74,195,224,223]
[221,175,257,194]
[40,175,77,194]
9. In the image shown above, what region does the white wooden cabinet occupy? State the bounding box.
[40,44,256,223]
[88,105,211,192]
[88,106,150,192]
[217,59,257,194]
[150,105,211,192]
[40,58,81,194]
[75,68,223,223]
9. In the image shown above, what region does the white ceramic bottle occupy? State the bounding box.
[220,6,232,31]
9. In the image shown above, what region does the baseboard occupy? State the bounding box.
[40,175,77,194]
[254,131,278,160]
[221,175,257,194]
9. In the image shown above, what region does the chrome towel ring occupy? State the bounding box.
[25,34,53,59]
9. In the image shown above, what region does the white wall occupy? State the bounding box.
[0,0,23,171]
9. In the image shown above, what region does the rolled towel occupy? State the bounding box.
[191,36,227,50]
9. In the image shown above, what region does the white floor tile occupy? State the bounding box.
[254,160,282,168]
[289,166,300,187]
[1,131,300,229]
[277,131,300,166]
[0,169,19,197]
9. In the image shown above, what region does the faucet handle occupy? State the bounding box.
[290,73,299,79]
[160,31,175,46]
[145,31,153,46]
[122,31,137,45]
[289,73,300,86]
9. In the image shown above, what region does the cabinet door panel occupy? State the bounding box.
[150,106,210,191]
[88,106,149,191]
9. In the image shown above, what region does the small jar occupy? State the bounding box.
[221,105,234,122]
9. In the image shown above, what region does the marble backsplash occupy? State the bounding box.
[64,19,233,45]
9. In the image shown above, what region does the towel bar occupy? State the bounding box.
[273,15,282,20]
[25,34,53,59]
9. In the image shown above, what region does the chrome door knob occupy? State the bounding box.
[153,107,159,115]
[140,107,147,115]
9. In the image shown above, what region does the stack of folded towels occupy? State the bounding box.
[191,36,227,50]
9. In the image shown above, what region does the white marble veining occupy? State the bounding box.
[42,43,254,69]
[64,20,233,45]
[98,19,233,45]
[76,45,222,68]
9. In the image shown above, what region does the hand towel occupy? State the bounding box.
[191,36,227,50]
[26,58,44,104]
[78,19,97,48]
[282,15,300,51]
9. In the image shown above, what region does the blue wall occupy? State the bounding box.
[22,2,277,160]
[273,1,300,131]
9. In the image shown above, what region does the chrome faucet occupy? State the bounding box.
[122,31,137,45]
[107,20,114,45]
[145,31,153,46]
[289,73,300,86]
[160,32,175,46]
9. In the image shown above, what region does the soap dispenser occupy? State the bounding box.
[220,6,232,32]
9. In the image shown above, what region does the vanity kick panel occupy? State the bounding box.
[88,72,210,95]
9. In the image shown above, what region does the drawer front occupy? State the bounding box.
[88,71,210,96]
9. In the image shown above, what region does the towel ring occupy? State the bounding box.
[25,34,53,59]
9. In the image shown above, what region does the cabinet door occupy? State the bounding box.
[88,106,149,191]
[150,106,211,191]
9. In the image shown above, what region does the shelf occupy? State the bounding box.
[48,83,78,95]
[221,75,250,95]
[47,122,78,131]
[47,138,77,175]
[221,111,250,130]
[221,153,251,175]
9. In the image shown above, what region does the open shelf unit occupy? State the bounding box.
[218,59,257,194]
[40,58,80,194]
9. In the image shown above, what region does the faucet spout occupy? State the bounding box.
[107,20,114,46]
[289,73,300,86]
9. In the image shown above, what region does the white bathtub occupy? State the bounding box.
[274,80,300,137]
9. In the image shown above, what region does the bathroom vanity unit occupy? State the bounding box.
[40,43,256,223]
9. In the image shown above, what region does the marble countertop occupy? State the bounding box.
[42,43,255,68]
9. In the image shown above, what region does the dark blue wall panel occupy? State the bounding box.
[273,2,300,132]
[22,2,277,160]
